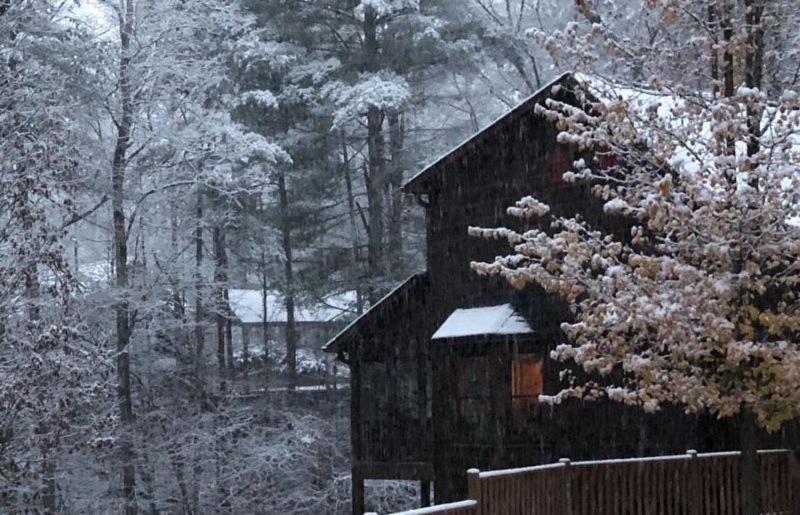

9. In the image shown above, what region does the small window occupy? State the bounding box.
[511,354,543,421]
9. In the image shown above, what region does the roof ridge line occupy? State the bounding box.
[403,72,574,193]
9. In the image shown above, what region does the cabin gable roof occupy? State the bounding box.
[322,272,430,354]
[402,72,576,194]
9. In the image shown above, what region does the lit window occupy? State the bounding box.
[512,354,543,398]
[512,354,543,421]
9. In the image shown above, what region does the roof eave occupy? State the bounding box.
[431,332,538,345]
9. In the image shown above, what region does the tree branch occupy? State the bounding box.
[61,195,109,230]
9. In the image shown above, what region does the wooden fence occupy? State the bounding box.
[380,449,800,515]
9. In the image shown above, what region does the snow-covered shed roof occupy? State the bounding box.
[403,72,575,194]
[431,304,533,341]
[228,289,356,324]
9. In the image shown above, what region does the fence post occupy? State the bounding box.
[467,468,481,515]
[686,449,700,515]
[560,458,573,515]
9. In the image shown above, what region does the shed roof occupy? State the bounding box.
[431,304,533,341]
[402,72,575,194]
[322,273,429,353]
[228,289,356,324]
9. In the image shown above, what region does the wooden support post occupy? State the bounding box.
[687,449,700,515]
[560,458,573,515]
[352,468,365,515]
[467,468,481,515]
[420,480,431,507]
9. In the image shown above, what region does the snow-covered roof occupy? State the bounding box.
[228,289,356,324]
[431,304,533,341]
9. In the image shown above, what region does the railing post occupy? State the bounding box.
[467,468,481,515]
[686,449,700,515]
[560,458,573,515]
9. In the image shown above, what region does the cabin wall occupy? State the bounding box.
[349,276,434,467]
[417,90,664,502]
[430,338,744,503]
[424,88,632,332]
[426,101,579,331]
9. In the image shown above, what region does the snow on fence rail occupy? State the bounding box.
[366,500,477,515]
[379,449,800,515]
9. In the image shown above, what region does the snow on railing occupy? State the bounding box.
[366,499,477,515]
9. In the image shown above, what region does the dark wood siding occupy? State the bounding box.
[337,76,790,512]
[348,275,434,465]
[417,89,738,502]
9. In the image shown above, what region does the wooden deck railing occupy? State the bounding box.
[380,449,800,515]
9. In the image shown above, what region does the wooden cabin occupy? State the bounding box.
[323,73,741,513]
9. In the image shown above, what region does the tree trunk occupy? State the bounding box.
[193,188,205,401]
[387,112,404,277]
[166,440,190,514]
[215,412,230,514]
[340,131,365,314]
[366,108,385,302]
[260,248,270,390]
[707,1,719,97]
[112,1,137,512]
[213,226,229,393]
[720,0,734,99]
[191,189,203,513]
[23,238,54,513]
[41,452,56,514]
[739,6,765,509]
[24,265,40,323]
[744,0,765,161]
[225,314,234,379]
[241,325,249,388]
[258,193,270,392]
[213,225,231,512]
[363,6,385,303]
[277,170,297,390]
[739,407,762,515]
[719,0,736,161]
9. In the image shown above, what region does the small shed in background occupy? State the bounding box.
[228,289,357,361]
